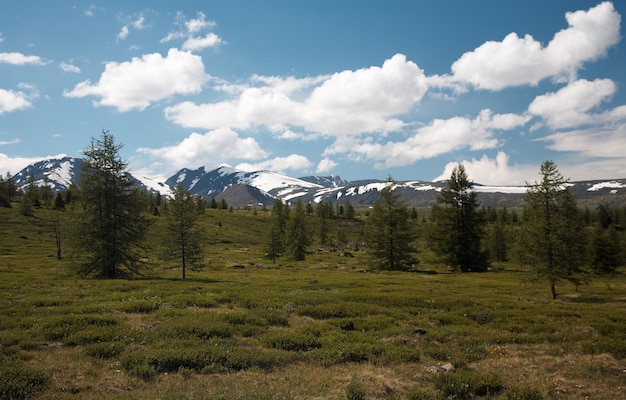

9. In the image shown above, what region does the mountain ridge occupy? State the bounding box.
[9,156,626,208]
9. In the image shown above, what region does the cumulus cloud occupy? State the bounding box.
[162,11,223,51]
[537,123,626,159]
[236,154,312,173]
[0,52,47,65]
[528,78,617,129]
[337,109,530,169]
[439,2,621,90]
[63,48,209,111]
[165,53,427,136]
[316,158,338,174]
[0,88,32,115]
[433,152,537,186]
[137,128,267,170]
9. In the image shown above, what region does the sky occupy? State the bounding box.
[1,1,625,185]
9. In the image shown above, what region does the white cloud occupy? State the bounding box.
[528,78,617,129]
[433,152,537,186]
[0,33,4,42]
[236,154,312,173]
[117,26,130,41]
[182,33,223,51]
[0,88,32,115]
[185,12,215,33]
[117,13,146,41]
[440,2,621,90]
[537,123,626,159]
[0,52,47,65]
[59,62,80,73]
[0,138,20,146]
[165,53,428,136]
[316,158,338,174]
[162,11,223,51]
[85,5,100,17]
[63,48,209,111]
[338,109,530,169]
[137,128,267,170]
[0,153,67,176]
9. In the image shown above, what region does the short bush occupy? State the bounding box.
[503,387,544,400]
[345,377,366,400]
[262,331,322,352]
[0,364,49,400]
[405,388,441,400]
[432,370,502,399]
[85,341,126,359]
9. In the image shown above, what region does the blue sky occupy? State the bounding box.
[1,1,625,185]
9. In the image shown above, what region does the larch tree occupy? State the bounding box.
[286,199,309,261]
[430,164,488,272]
[164,183,205,280]
[73,130,150,278]
[264,199,287,262]
[364,178,416,270]
[522,160,588,299]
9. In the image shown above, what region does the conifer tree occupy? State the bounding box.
[164,183,205,279]
[286,199,309,261]
[73,130,150,278]
[264,199,287,262]
[364,178,416,270]
[430,165,488,272]
[522,160,588,299]
[54,192,65,210]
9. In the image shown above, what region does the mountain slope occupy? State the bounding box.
[10,156,626,208]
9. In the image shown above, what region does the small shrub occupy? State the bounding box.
[432,370,502,399]
[0,364,49,400]
[262,331,322,352]
[345,377,366,400]
[122,352,157,381]
[405,388,441,400]
[503,387,544,400]
[85,341,126,359]
[178,366,193,380]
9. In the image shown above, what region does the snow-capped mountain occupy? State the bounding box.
[10,156,626,207]
[12,156,83,192]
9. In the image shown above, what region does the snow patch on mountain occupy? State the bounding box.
[587,181,626,191]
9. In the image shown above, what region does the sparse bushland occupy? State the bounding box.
[1,183,626,398]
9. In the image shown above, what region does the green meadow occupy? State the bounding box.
[1,205,625,399]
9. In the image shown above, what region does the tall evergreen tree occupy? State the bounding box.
[286,199,309,261]
[522,160,587,299]
[164,183,205,279]
[430,165,488,272]
[73,130,150,278]
[590,226,622,275]
[264,199,287,262]
[364,178,416,270]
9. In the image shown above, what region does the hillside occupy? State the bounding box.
[10,156,626,208]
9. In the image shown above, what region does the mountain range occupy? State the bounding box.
[10,156,626,208]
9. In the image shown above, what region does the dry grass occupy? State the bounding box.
[1,205,626,399]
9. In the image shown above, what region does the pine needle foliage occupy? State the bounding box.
[522,160,588,299]
[364,178,416,270]
[430,164,488,272]
[72,130,150,278]
[163,183,205,279]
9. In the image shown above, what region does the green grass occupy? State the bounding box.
[0,204,625,399]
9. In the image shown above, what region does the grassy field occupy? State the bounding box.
[1,205,625,399]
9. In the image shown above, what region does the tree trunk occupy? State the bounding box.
[550,281,557,300]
